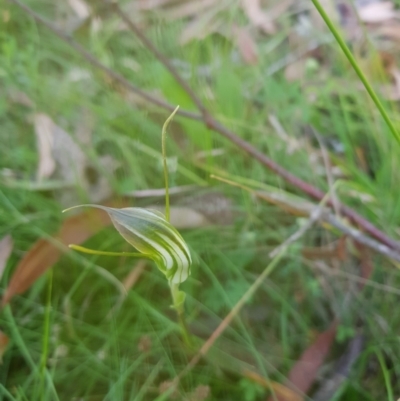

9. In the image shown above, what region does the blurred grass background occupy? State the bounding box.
[2,0,400,400]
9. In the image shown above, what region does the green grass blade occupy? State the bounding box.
[311,0,400,146]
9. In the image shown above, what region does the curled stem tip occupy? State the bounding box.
[162,105,180,223]
[62,204,98,214]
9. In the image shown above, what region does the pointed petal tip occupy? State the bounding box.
[62,204,104,214]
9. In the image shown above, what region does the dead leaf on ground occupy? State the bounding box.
[0,331,9,363]
[34,114,57,181]
[358,1,396,23]
[0,235,13,280]
[68,0,90,19]
[241,0,276,34]
[312,334,364,401]
[31,112,116,207]
[1,203,126,306]
[266,321,337,401]
[233,25,258,65]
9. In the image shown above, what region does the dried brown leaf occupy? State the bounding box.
[233,25,258,65]
[68,0,90,19]
[266,322,337,400]
[241,0,276,34]
[1,203,125,306]
[38,108,115,207]
[0,235,13,280]
[358,1,396,23]
[0,331,9,363]
[34,114,56,181]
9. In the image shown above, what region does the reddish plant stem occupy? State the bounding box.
[9,0,400,251]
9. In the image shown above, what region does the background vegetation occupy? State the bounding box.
[2,0,400,400]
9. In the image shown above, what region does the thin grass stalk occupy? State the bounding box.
[311,0,400,146]
[40,269,53,398]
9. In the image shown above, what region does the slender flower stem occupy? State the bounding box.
[68,244,149,258]
[170,283,192,347]
[311,0,400,146]
[162,106,180,223]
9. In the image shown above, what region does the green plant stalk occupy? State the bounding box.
[170,284,192,347]
[376,349,394,401]
[40,269,53,399]
[162,105,180,222]
[162,105,192,346]
[311,0,400,146]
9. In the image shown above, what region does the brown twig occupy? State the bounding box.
[212,175,400,263]
[9,0,400,252]
[110,1,209,118]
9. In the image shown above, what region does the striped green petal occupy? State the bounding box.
[67,204,192,284]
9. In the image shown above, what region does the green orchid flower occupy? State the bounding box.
[64,204,191,285]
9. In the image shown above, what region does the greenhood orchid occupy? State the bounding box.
[64,204,192,285]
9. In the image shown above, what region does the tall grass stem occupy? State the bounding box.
[162,106,180,222]
[311,0,400,146]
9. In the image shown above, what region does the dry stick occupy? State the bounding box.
[110,1,208,117]
[211,175,400,263]
[322,213,400,263]
[10,0,400,252]
[109,2,400,252]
